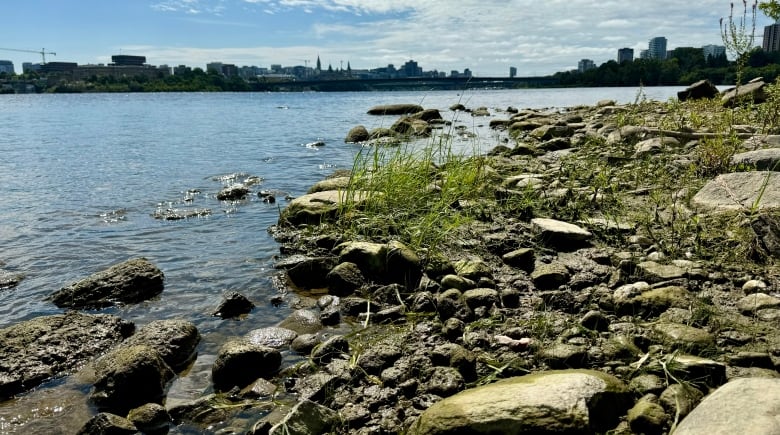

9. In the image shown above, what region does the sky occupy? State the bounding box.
[1,0,776,77]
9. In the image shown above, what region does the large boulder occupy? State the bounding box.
[90,344,175,414]
[0,312,133,399]
[675,377,780,434]
[409,369,631,434]
[678,79,720,101]
[721,80,766,107]
[367,104,424,115]
[731,148,780,171]
[691,172,780,213]
[123,319,200,371]
[48,257,164,309]
[345,125,369,143]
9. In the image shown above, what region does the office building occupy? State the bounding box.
[764,23,780,52]
[617,48,634,63]
[578,59,596,73]
[509,66,517,78]
[112,55,146,66]
[0,60,14,74]
[648,37,667,60]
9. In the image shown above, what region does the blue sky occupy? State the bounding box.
[1,0,775,76]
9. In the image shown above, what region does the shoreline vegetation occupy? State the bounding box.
[1,48,780,94]
[4,79,780,434]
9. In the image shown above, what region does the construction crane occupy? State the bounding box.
[0,47,56,64]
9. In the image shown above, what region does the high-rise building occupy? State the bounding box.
[617,48,634,63]
[578,59,596,73]
[702,44,727,60]
[509,66,517,78]
[764,23,780,52]
[648,37,667,60]
[0,60,14,74]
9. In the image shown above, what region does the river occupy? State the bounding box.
[0,86,682,433]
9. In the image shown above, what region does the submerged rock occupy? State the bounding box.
[367,104,424,115]
[48,257,164,309]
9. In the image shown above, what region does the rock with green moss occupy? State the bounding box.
[531,262,570,290]
[651,322,715,355]
[614,285,692,317]
[211,339,281,392]
[409,370,631,435]
[627,397,668,435]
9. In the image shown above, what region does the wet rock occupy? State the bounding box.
[281,256,338,290]
[410,370,630,435]
[675,377,780,434]
[127,403,171,434]
[691,172,780,213]
[278,309,322,335]
[627,397,668,435]
[246,326,298,349]
[531,218,592,248]
[319,305,340,325]
[76,413,138,435]
[152,208,211,220]
[291,334,320,354]
[442,317,465,341]
[169,393,272,428]
[678,79,720,101]
[433,343,477,382]
[367,104,424,115]
[123,319,200,371]
[531,262,570,290]
[91,344,175,414]
[48,257,164,309]
[391,116,431,137]
[0,269,24,289]
[268,399,338,435]
[213,291,255,318]
[212,339,281,392]
[0,312,132,400]
[326,261,366,296]
[345,125,370,143]
[216,184,249,200]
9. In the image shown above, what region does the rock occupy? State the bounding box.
[627,398,668,435]
[409,370,631,435]
[531,218,592,248]
[0,269,24,289]
[279,190,374,225]
[721,80,767,107]
[537,343,588,369]
[211,339,281,392]
[531,263,570,290]
[326,261,366,296]
[751,214,780,258]
[311,335,349,364]
[651,354,726,388]
[675,377,780,434]
[409,108,443,122]
[391,116,430,136]
[123,319,200,371]
[367,104,424,115]
[652,322,715,355]
[449,103,466,111]
[269,399,338,435]
[91,344,175,414]
[246,326,298,348]
[127,403,170,434]
[336,241,388,280]
[152,208,211,220]
[422,366,465,397]
[48,257,164,309]
[530,124,574,141]
[307,176,351,193]
[291,334,320,354]
[212,291,255,318]
[386,240,423,287]
[630,374,666,395]
[731,148,780,171]
[453,258,493,281]
[636,261,687,283]
[278,309,322,335]
[76,413,138,435]
[169,393,271,428]
[345,125,369,143]
[216,184,249,200]
[358,343,403,375]
[502,248,535,271]
[614,284,692,317]
[580,310,610,331]
[678,79,720,101]
[634,136,680,157]
[659,383,703,418]
[440,274,476,291]
[282,256,338,290]
[691,172,780,213]
[0,312,132,400]
[462,288,499,310]
[736,292,780,315]
[742,279,768,294]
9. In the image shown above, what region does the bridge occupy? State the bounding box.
[251,76,559,92]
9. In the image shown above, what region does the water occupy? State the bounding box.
[0,86,681,432]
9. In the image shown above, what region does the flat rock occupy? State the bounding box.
[307,176,352,194]
[675,377,780,435]
[636,260,687,282]
[367,104,424,115]
[691,172,780,213]
[652,322,715,355]
[531,218,592,247]
[123,319,200,371]
[409,369,630,435]
[48,257,164,309]
[731,148,780,171]
[0,312,132,399]
[280,190,374,225]
[246,327,298,348]
[736,292,780,315]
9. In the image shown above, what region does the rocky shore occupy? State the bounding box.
[3,80,780,434]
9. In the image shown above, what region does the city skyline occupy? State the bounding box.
[2,1,776,77]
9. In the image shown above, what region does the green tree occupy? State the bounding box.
[759,0,780,21]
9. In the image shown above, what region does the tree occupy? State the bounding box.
[760,0,780,21]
